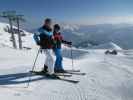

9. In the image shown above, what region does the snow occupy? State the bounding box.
[0,46,133,100]
[92,42,123,50]
[61,23,79,31]
[0,22,133,100]
[0,22,34,49]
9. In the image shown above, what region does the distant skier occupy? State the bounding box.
[53,24,72,73]
[33,18,55,75]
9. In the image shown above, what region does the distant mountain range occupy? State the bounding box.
[60,23,133,49]
[1,21,133,49]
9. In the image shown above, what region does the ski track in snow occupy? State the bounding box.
[0,48,133,100]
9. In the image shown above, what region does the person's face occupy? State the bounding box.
[54,28,59,33]
[45,21,52,28]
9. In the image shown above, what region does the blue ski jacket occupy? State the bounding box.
[33,26,53,49]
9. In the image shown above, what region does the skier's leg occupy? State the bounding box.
[57,49,63,69]
[54,49,58,68]
[40,49,48,73]
[44,49,54,75]
[54,49,64,73]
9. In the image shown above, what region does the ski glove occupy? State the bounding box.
[36,41,41,46]
[67,42,72,45]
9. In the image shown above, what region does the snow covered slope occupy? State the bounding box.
[0,47,133,100]
[92,42,123,50]
[0,22,34,49]
[0,22,133,100]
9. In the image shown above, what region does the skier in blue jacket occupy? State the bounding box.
[53,24,72,73]
[33,18,55,75]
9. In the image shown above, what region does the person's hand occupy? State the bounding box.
[36,41,40,46]
[51,36,54,40]
[40,49,43,53]
[68,42,72,45]
[65,42,72,47]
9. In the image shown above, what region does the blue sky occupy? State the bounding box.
[0,0,133,29]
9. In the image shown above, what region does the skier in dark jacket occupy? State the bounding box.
[53,24,72,73]
[33,18,54,75]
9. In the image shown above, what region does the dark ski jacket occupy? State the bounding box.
[34,25,53,49]
[53,32,71,49]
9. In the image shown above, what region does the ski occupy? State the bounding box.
[30,71,72,77]
[64,69,80,72]
[63,69,86,76]
[54,70,85,76]
[46,74,79,84]
[65,71,86,76]
[30,71,79,84]
[57,77,79,84]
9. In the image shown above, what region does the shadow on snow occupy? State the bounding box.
[0,72,55,86]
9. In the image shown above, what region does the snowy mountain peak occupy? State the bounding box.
[61,23,79,31]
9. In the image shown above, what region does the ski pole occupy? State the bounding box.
[70,46,74,70]
[31,48,40,71]
[26,48,40,88]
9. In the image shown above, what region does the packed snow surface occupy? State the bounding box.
[0,46,133,100]
[0,22,133,100]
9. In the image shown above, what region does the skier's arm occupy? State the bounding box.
[61,35,72,45]
[62,40,72,45]
[33,32,40,45]
[38,28,53,36]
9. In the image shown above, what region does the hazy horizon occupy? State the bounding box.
[0,0,133,29]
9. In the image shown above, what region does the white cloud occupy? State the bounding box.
[72,16,133,25]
